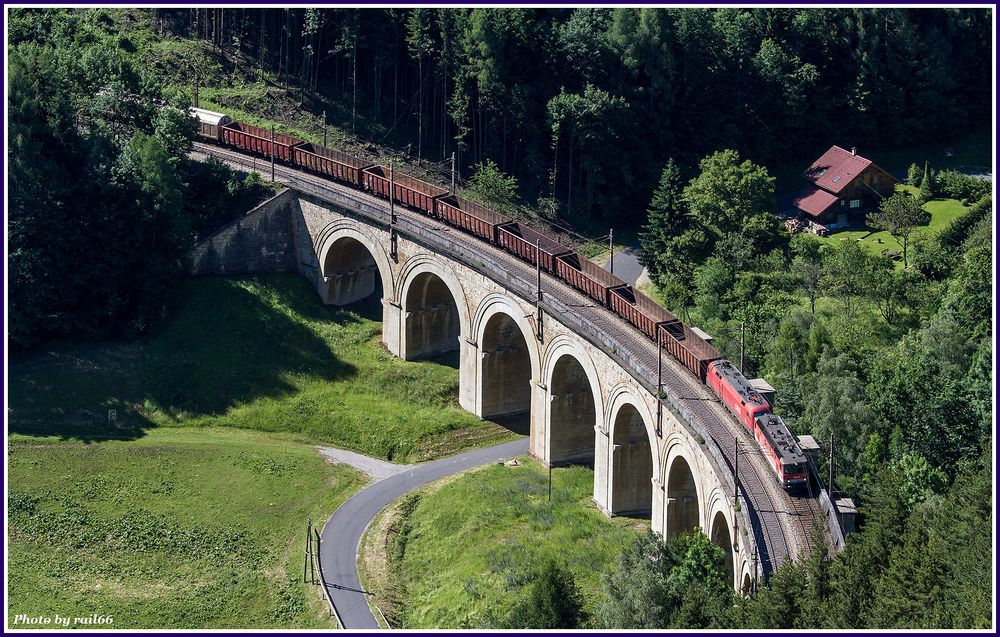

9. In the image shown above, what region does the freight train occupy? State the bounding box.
[190,106,810,491]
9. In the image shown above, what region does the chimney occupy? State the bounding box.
[851,146,857,156]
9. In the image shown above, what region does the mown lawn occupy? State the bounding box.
[366,459,644,628]
[813,186,969,265]
[8,274,518,462]
[7,427,364,629]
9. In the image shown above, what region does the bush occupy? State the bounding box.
[906,162,922,186]
[936,195,992,250]
[505,559,585,629]
[933,169,990,202]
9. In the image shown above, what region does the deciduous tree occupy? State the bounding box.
[683,149,775,235]
[868,193,926,268]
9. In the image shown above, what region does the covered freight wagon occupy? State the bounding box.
[362,166,447,215]
[496,222,573,274]
[435,195,510,242]
[293,144,373,187]
[189,107,232,141]
[221,122,304,162]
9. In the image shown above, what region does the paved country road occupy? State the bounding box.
[319,438,529,629]
[598,245,649,287]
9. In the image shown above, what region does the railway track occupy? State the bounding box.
[191,142,826,576]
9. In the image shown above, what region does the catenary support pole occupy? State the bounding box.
[609,228,614,275]
[740,321,745,372]
[535,239,543,342]
[389,162,397,262]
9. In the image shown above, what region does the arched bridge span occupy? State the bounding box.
[190,143,843,589]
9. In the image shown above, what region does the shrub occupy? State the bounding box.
[934,169,990,202]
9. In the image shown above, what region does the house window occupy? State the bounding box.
[849,199,861,209]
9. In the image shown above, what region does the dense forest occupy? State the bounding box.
[14,8,989,224]
[8,9,271,347]
[6,7,995,630]
[134,6,991,226]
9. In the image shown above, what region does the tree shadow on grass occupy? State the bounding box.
[8,274,361,441]
[7,342,159,443]
[142,275,358,418]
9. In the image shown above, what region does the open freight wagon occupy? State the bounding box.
[496,222,573,273]
[293,144,373,187]
[435,195,511,243]
[362,166,448,215]
[609,285,679,341]
[556,253,626,306]
[220,122,304,162]
[659,322,722,382]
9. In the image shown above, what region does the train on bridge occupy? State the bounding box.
[190,106,810,490]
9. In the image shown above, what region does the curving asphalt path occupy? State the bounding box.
[318,438,529,629]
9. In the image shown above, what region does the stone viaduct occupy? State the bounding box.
[189,151,841,590]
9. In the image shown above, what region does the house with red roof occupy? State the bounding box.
[790,146,898,227]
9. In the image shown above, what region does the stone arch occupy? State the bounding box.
[397,256,470,361]
[742,572,752,595]
[709,510,735,585]
[541,337,604,465]
[606,388,659,516]
[474,295,540,420]
[314,221,394,306]
[665,453,701,540]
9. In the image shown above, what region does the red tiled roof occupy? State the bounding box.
[802,145,873,194]
[792,186,839,218]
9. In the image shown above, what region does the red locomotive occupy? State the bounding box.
[706,360,771,432]
[706,359,808,490]
[189,106,811,492]
[755,415,809,489]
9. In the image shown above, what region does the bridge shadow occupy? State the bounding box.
[8,275,358,442]
[488,412,531,437]
[415,348,460,370]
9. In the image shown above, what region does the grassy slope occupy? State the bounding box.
[8,274,517,462]
[372,460,644,628]
[7,427,364,629]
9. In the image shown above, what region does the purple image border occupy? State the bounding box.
[1,1,996,636]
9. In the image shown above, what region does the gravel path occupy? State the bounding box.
[316,446,414,482]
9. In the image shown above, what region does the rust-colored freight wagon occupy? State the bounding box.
[496,222,573,274]
[555,253,625,305]
[362,166,447,215]
[609,285,680,341]
[435,195,510,242]
[220,122,304,162]
[293,144,373,187]
[660,323,722,382]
